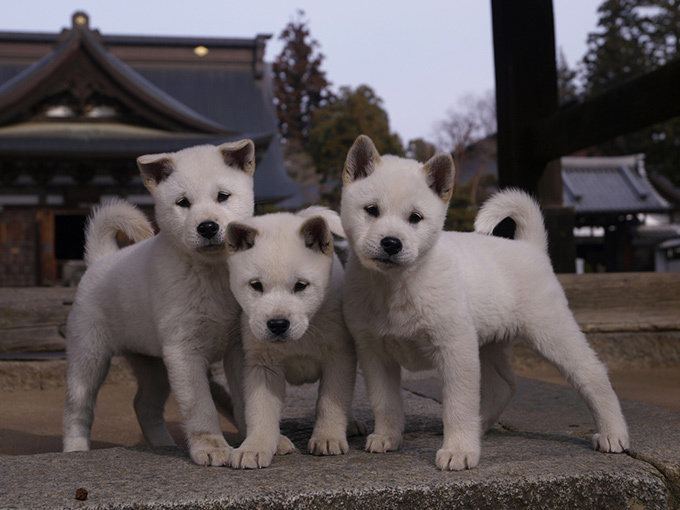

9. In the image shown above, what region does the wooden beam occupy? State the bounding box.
[491,0,576,272]
[491,0,560,194]
[530,57,680,163]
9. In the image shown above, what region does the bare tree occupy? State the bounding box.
[433,91,497,191]
[405,138,437,162]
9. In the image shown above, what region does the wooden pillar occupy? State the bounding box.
[36,209,57,286]
[491,0,575,272]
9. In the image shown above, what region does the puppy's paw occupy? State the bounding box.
[308,435,349,456]
[592,431,629,453]
[365,432,401,453]
[63,436,89,453]
[435,448,480,471]
[229,446,275,469]
[188,433,232,466]
[347,419,367,437]
[277,434,297,455]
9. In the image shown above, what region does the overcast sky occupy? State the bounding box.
[2,0,602,145]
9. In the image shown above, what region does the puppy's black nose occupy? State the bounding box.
[197,221,219,239]
[381,237,402,256]
[267,318,290,336]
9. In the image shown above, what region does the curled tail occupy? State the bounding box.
[296,205,349,265]
[474,188,548,253]
[296,205,345,238]
[84,199,154,266]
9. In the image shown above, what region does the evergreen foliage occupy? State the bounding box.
[307,85,403,183]
[583,0,680,185]
[272,10,333,147]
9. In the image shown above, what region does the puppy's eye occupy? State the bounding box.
[249,280,263,293]
[409,212,423,224]
[217,192,230,203]
[364,205,379,217]
[176,197,191,208]
[294,280,309,293]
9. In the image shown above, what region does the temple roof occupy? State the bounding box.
[561,155,670,215]
[0,12,299,204]
[0,13,230,134]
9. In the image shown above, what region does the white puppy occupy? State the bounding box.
[225,208,363,469]
[63,140,256,466]
[340,135,629,471]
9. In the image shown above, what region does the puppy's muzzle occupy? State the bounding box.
[381,237,402,256]
[197,221,219,240]
[267,318,290,337]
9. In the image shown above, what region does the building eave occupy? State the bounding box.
[0,12,233,134]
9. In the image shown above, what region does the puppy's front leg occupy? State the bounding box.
[223,341,247,440]
[230,363,286,469]
[435,335,482,471]
[358,339,404,453]
[164,348,231,466]
[308,349,356,456]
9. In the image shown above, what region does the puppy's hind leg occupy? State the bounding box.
[525,313,629,453]
[346,410,368,437]
[223,342,247,442]
[479,342,516,432]
[125,353,175,447]
[63,337,112,452]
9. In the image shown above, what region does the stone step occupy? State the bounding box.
[0,287,74,354]
[1,376,678,509]
[1,273,680,389]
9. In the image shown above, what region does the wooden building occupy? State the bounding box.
[0,12,299,286]
[561,155,674,272]
[457,139,679,272]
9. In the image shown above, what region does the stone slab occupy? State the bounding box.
[1,377,677,509]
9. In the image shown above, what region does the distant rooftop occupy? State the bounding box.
[561,155,670,215]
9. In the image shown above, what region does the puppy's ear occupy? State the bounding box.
[422,153,455,203]
[227,222,258,253]
[300,216,333,256]
[137,154,174,192]
[343,135,382,184]
[219,139,255,176]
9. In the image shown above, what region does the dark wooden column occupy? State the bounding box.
[491,0,575,272]
[36,208,57,286]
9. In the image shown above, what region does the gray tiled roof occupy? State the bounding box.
[561,155,670,214]
[0,22,301,205]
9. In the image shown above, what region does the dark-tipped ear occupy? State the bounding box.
[227,222,258,253]
[422,153,455,203]
[343,135,382,184]
[220,139,255,176]
[300,216,333,255]
[137,154,174,192]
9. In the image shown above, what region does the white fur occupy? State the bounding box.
[83,198,155,266]
[295,205,346,237]
[225,209,364,469]
[340,135,629,471]
[63,141,256,466]
[473,187,548,252]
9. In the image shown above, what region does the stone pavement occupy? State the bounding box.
[1,272,679,508]
[1,370,679,509]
